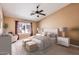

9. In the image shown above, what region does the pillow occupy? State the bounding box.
[47,32,56,38]
[46,32,51,37]
[50,33,56,38]
[41,32,47,36]
[36,33,41,36]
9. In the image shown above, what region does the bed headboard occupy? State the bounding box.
[43,28,58,35]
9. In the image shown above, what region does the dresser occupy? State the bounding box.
[57,37,70,47]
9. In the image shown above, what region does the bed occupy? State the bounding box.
[24,28,58,51]
[32,35,51,50]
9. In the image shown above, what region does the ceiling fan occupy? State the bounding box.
[30,5,46,17]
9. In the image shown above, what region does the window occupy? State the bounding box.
[17,22,31,35]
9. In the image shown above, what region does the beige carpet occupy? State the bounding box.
[12,40,79,55]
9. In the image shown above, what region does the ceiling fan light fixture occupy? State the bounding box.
[30,4,46,17]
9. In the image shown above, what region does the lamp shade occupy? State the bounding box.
[59,27,68,37]
[62,27,68,32]
[59,27,68,32]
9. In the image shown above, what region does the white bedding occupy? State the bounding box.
[31,35,52,50]
[27,28,58,50]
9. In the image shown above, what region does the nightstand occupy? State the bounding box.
[57,37,70,47]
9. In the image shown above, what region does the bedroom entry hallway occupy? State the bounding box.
[12,39,79,55]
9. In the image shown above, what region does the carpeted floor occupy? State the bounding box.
[12,40,79,55]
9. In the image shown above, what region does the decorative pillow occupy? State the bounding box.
[41,32,47,36]
[50,33,56,38]
[46,32,51,37]
[36,33,41,36]
[47,32,56,38]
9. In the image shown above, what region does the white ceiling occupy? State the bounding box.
[0,3,69,21]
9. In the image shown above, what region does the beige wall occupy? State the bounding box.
[39,4,79,45]
[4,17,16,34]
[4,16,38,39]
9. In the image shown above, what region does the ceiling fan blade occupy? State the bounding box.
[37,15,39,17]
[38,12,46,16]
[39,10,43,12]
[32,10,35,12]
[30,13,35,15]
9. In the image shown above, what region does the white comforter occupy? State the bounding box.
[31,35,52,50]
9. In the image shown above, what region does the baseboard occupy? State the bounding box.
[70,44,79,48]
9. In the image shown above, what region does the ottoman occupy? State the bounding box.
[25,41,38,52]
